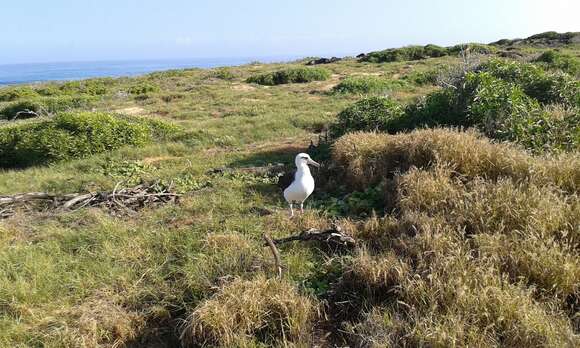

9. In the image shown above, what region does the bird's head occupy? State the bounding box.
[295,153,320,168]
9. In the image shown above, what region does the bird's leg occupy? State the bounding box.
[289,203,294,217]
[300,202,304,214]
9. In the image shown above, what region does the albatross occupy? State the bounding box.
[283,153,320,217]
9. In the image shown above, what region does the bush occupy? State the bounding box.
[480,58,579,106]
[449,43,497,55]
[211,68,236,80]
[332,76,405,94]
[0,86,38,102]
[423,44,448,57]
[331,97,405,137]
[0,96,96,120]
[127,82,160,95]
[333,58,578,152]
[533,50,580,76]
[0,112,175,168]
[361,45,445,63]
[246,67,330,85]
[403,68,441,85]
[59,78,112,96]
[464,72,541,135]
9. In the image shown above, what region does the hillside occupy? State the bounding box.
[1,32,579,347]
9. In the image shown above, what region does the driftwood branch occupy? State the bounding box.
[0,181,180,219]
[267,224,356,249]
[263,234,283,278]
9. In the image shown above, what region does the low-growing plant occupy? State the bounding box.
[0,86,38,101]
[59,78,112,96]
[330,96,405,137]
[480,58,579,106]
[127,82,160,95]
[246,67,330,85]
[332,75,406,94]
[0,112,175,168]
[449,43,497,55]
[533,50,580,76]
[332,58,579,152]
[403,68,441,85]
[0,95,96,120]
[211,68,236,80]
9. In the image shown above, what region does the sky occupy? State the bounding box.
[0,0,578,64]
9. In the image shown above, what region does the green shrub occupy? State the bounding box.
[533,50,579,76]
[331,97,405,137]
[332,76,405,94]
[0,96,96,120]
[332,59,579,152]
[0,112,175,168]
[0,86,38,102]
[527,31,577,42]
[403,69,440,85]
[423,44,448,57]
[35,84,62,96]
[128,82,160,95]
[449,43,496,55]
[361,44,452,63]
[59,78,111,95]
[246,67,330,85]
[402,88,465,128]
[211,68,236,80]
[480,59,579,106]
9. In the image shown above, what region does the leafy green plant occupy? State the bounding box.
[533,50,579,76]
[211,68,236,80]
[0,86,38,101]
[480,58,579,106]
[246,67,330,85]
[448,43,496,55]
[127,82,160,95]
[0,112,175,168]
[403,68,441,85]
[0,96,96,120]
[331,97,406,137]
[332,76,407,94]
[59,78,112,96]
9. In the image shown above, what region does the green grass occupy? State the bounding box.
[0,33,579,347]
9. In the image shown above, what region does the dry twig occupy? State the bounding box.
[263,234,283,278]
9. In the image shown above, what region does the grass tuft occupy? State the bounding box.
[180,276,317,347]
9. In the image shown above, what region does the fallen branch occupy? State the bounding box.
[267,224,356,249]
[0,181,180,219]
[263,234,283,278]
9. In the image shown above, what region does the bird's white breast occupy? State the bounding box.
[284,169,315,203]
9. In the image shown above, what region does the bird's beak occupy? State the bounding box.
[307,159,320,167]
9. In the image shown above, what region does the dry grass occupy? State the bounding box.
[180,276,317,347]
[329,128,579,346]
[332,128,580,193]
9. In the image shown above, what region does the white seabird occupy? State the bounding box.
[283,153,320,217]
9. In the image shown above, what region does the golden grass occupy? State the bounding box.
[330,128,579,346]
[180,276,317,347]
[332,128,580,193]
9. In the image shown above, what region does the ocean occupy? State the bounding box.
[0,56,298,86]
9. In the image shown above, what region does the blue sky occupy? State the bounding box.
[1,0,578,64]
